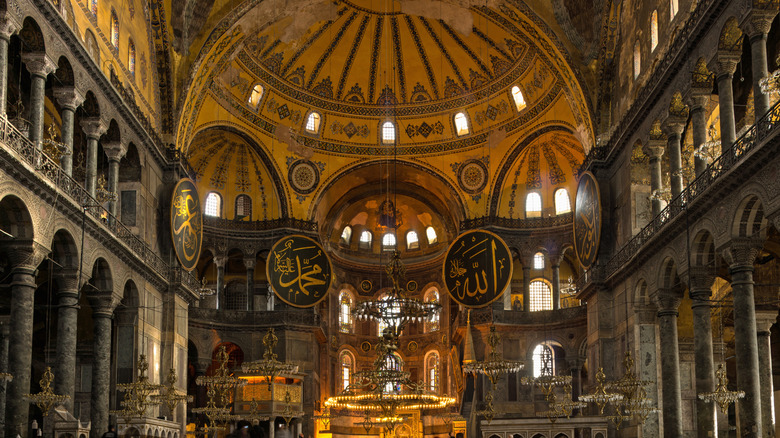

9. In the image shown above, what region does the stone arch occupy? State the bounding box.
[0,194,35,240]
[634,278,650,306]
[731,194,767,239]
[19,17,45,52]
[659,256,681,290]
[119,143,141,182]
[691,229,716,268]
[51,228,79,270]
[90,257,113,291]
[54,56,75,86]
[82,90,101,117]
[718,17,743,52]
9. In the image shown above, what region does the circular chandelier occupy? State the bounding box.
[241,328,299,389]
[462,325,524,387]
[25,367,70,417]
[698,363,744,414]
[193,345,246,430]
[111,355,161,419]
[579,367,623,414]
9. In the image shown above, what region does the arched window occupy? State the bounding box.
[650,10,659,51]
[406,230,419,250]
[526,192,542,218]
[90,0,97,17]
[529,280,552,311]
[110,10,119,49]
[381,353,403,393]
[382,233,396,250]
[511,85,526,111]
[454,112,469,136]
[305,112,321,134]
[533,252,545,270]
[670,0,678,19]
[341,226,352,245]
[426,226,438,245]
[382,122,395,144]
[128,40,136,76]
[554,188,571,214]
[340,351,354,391]
[204,192,221,218]
[424,289,439,332]
[339,291,353,333]
[633,41,641,79]
[235,194,252,219]
[248,84,263,107]
[359,230,373,250]
[533,343,554,377]
[425,351,440,392]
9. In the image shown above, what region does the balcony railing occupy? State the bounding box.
[0,115,199,291]
[203,216,318,232]
[579,99,780,289]
[461,212,573,230]
[188,308,321,327]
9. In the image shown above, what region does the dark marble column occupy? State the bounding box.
[663,117,686,199]
[0,316,10,437]
[689,93,710,177]
[644,142,665,217]
[90,306,114,438]
[723,240,763,437]
[245,258,255,311]
[102,141,126,219]
[54,269,80,413]
[551,262,560,310]
[52,88,84,177]
[80,118,106,198]
[4,244,43,438]
[756,310,776,437]
[715,54,740,153]
[19,53,55,149]
[689,269,717,438]
[522,265,531,312]
[0,18,19,116]
[656,292,683,437]
[743,10,777,119]
[214,255,226,309]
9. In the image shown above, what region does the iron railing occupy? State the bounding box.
[461,212,573,230]
[203,216,318,232]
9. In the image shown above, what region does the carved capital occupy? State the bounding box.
[688,266,715,295]
[213,255,227,269]
[20,52,56,78]
[643,144,666,159]
[688,92,710,112]
[714,53,741,77]
[0,16,20,40]
[662,119,686,138]
[52,87,85,111]
[80,117,107,140]
[655,290,681,316]
[5,240,49,268]
[741,9,777,38]
[85,289,121,315]
[102,141,127,162]
[54,268,81,293]
[755,310,777,334]
[244,258,257,270]
[721,238,763,268]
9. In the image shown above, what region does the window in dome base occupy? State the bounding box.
[511,86,526,112]
[554,188,571,214]
[526,192,542,218]
[341,226,352,245]
[454,112,469,136]
[382,233,396,251]
[306,112,321,134]
[382,122,396,144]
[426,226,438,245]
[204,192,222,218]
[406,230,419,250]
[359,230,373,250]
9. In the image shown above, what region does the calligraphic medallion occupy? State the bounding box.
[573,171,602,269]
[267,235,332,308]
[443,230,512,308]
[170,178,202,271]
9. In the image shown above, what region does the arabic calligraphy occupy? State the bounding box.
[170,179,202,271]
[573,171,601,269]
[267,235,332,308]
[443,230,512,308]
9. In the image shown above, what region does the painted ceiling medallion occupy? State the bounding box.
[288,159,320,194]
[458,159,488,194]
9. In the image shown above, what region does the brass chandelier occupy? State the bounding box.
[193,345,246,430]
[579,367,622,414]
[606,351,658,429]
[112,354,162,420]
[698,363,744,414]
[25,367,70,416]
[241,328,299,390]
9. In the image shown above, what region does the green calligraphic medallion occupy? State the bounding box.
[443,230,512,308]
[573,171,602,269]
[170,178,202,271]
[267,235,332,308]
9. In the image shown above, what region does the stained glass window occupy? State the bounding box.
[90,0,97,17]
[128,40,136,77]
[651,10,659,51]
[110,10,119,49]
[339,291,352,333]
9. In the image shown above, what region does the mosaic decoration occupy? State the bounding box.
[360,341,372,353]
[288,159,321,194]
[457,159,489,194]
[330,121,369,139]
[368,15,384,102]
[307,11,359,88]
[474,100,510,125]
[376,85,398,105]
[410,83,431,102]
[209,140,238,189]
[443,230,512,308]
[541,143,566,185]
[337,14,371,100]
[247,151,271,220]
[344,83,365,103]
[525,144,541,190]
[404,15,439,100]
[360,279,373,295]
[406,281,417,292]
[235,146,250,192]
[267,235,332,308]
[407,341,418,353]
[405,121,444,139]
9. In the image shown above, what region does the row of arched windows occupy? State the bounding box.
[241,84,528,141]
[338,288,440,335]
[341,226,438,250]
[204,192,252,219]
[339,349,441,392]
[634,1,679,79]
[526,188,571,218]
[99,9,136,78]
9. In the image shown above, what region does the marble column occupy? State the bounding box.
[54,268,80,413]
[689,93,710,177]
[715,54,740,153]
[756,310,776,437]
[551,262,561,310]
[0,316,10,437]
[663,120,686,199]
[53,87,84,177]
[245,258,255,311]
[214,255,226,310]
[522,265,531,312]
[656,292,683,437]
[89,305,114,438]
[268,420,275,438]
[19,53,56,149]
[80,118,106,198]
[644,142,665,217]
[743,10,777,119]
[103,141,127,219]
[4,245,42,438]
[0,18,20,116]
[723,240,763,437]
[689,269,717,438]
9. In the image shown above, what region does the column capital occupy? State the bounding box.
[80,117,107,140]
[655,290,682,316]
[85,290,121,316]
[662,119,686,138]
[20,52,56,78]
[687,92,710,111]
[213,255,227,269]
[741,8,777,39]
[688,266,715,296]
[713,52,741,77]
[721,238,763,268]
[0,16,20,40]
[52,87,85,111]
[755,309,776,334]
[102,141,127,162]
[643,144,666,159]
[5,239,48,268]
[244,258,257,270]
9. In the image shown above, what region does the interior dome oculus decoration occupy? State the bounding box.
[267,235,333,307]
[170,178,202,271]
[443,230,512,308]
[573,171,601,269]
[457,159,488,194]
[288,160,320,194]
